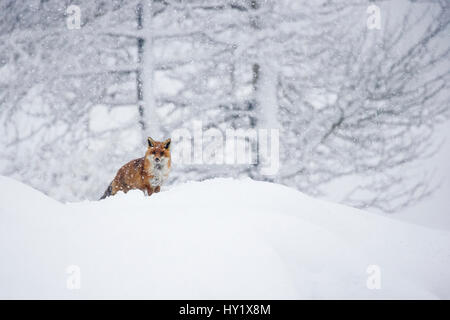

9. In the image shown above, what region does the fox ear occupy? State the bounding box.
[164,138,171,150]
[148,137,155,148]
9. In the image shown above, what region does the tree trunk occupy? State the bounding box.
[136,0,160,139]
[249,0,279,179]
[255,60,279,130]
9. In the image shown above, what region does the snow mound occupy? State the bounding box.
[0,176,449,299]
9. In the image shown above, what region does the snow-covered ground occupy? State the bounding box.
[0,176,449,299]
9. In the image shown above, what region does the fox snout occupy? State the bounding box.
[149,154,164,164]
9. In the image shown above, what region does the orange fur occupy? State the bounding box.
[100,137,171,199]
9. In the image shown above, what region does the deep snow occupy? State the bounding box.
[0,176,449,299]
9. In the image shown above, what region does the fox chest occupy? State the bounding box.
[148,165,169,187]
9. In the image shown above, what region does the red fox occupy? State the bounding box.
[100,137,171,199]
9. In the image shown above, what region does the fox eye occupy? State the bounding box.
[152,151,156,155]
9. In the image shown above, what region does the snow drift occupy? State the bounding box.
[0,176,449,299]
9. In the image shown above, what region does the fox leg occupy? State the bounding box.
[146,185,154,196]
[110,181,120,196]
[154,186,161,193]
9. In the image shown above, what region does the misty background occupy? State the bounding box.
[0,0,448,222]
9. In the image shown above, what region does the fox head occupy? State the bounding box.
[145,137,171,170]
